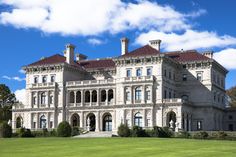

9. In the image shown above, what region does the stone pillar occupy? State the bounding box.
[130,109,133,127]
[47,112,50,129]
[160,105,163,127]
[188,114,192,131]
[131,86,133,104]
[123,87,126,104]
[143,109,146,127]
[74,91,77,106]
[47,91,50,108]
[53,90,56,108]
[150,86,153,103]
[81,90,84,107]
[80,111,84,129]
[97,89,100,106]
[106,89,109,105]
[90,90,92,106]
[37,92,40,108]
[36,113,39,129]
[142,85,145,103]
[150,109,154,127]
[184,114,187,131]
[95,111,100,132]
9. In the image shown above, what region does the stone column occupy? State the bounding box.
[151,109,154,127]
[142,85,145,103]
[47,112,50,129]
[97,89,100,106]
[95,111,100,132]
[37,92,40,108]
[143,109,146,127]
[80,111,84,129]
[130,109,133,127]
[113,88,116,105]
[184,114,187,131]
[160,105,163,127]
[132,86,135,104]
[106,89,109,105]
[53,90,56,108]
[47,91,50,108]
[90,90,92,106]
[36,113,39,129]
[150,86,153,103]
[188,114,192,131]
[81,90,84,107]
[123,87,126,104]
[74,91,77,106]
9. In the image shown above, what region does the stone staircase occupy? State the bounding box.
[73,131,116,138]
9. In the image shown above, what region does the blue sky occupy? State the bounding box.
[0,0,236,101]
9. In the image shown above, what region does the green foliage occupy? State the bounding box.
[193,131,209,139]
[0,122,12,138]
[146,126,173,138]
[57,121,72,137]
[226,86,236,107]
[71,127,80,136]
[117,123,130,137]
[131,126,146,137]
[175,131,190,138]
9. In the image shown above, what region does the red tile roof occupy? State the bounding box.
[120,45,160,57]
[28,54,66,66]
[78,59,115,69]
[165,50,209,62]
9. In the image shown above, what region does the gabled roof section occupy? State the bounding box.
[78,59,115,69]
[27,54,66,66]
[120,45,160,58]
[165,50,210,62]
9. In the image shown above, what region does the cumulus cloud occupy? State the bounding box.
[2,75,25,81]
[214,48,236,70]
[0,0,202,35]
[87,38,105,45]
[135,29,236,51]
[14,88,26,104]
[18,69,25,74]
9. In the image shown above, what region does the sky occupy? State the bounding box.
[0,0,236,103]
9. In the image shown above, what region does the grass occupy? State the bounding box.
[0,138,236,157]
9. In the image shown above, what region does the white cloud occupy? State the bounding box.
[135,29,236,51]
[87,38,105,45]
[2,75,25,81]
[18,69,25,74]
[0,0,201,35]
[14,88,26,104]
[214,48,236,70]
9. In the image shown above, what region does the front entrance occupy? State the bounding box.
[103,113,112,131]
[87,113,96,131]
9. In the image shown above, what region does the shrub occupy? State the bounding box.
[71,127,80,136]
[193,131,208,139]
[20,128,34,137]
[49,129,57,137]
[57,121,72,137]
[131,126,146,137]
[0,122,12,138]
[117,124,130,137]
[175,131,190,138]
[216,131,227,140]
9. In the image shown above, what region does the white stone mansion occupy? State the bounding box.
[12,38,236,132]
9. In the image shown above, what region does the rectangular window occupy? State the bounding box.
[42,76,47,83]
[136,68,142,77]
[126,69,131,77]
[126,91,131,101]
[146,91,151,100]
[51,75,55,82]
[50,121,53,128]
[169,91,172,99]
[197,73,202,81]
[34,77,38,84]
[33,122,36,129]
[33,96,37,105]
[164,90,167,99]
[147,68,152,76]
[164,69,167,77]
[197,121,202,130]
[135,89,142,101]
[50,96,54,104]
[183,74,187,81]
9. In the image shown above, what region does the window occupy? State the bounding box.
[169,71,171,79]
[214,93,216,102]
[182,74,187,81]
[147,68,152,76]
[49,96,53,104]
[41,92,46,105]
[40,115,46,129]
[229,115,233,120]
[135,87,142,101]
[126,91,131,101]
[213,73,216,83]
[173,73,176,80]
[33,122,36,128]
[136,68,142,77]
[164,69,167,77]
[126,69,131,77]
[134,112,142,127]
[42,76,47,83]
[197,121,202,130]
[183,64,186,69]
[169,91,172,99]
[229,124,233,131]
[164,90,167,99]
[33,96,37,105]
[146,90,151,100]
[197,73,202,81]
[51,75,55,82]
[34,77,38,84]
[50,121,53,128]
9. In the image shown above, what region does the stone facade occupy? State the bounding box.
[12,39,236,132]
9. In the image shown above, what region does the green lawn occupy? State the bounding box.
[0,138,236,157]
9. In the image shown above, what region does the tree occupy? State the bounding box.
[0,84,16,123]
[57,121,72,137]
[117,123,130,137]
[226,86,236,107]
[0,122,12,138]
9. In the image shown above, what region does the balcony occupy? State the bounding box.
[66,79,115,87]
[30,82,56,89]
[122,76,154,83]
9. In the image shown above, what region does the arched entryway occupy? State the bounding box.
[103,113,112,131]
[40,115,47,129]
[166,111,176,130]
[86,113,96,131]
[134,112,142,127]
[16,116,23,128]
[71,113,80,127]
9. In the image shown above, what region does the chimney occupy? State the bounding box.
[64,44,75,64]
[203,51,213,59]
[149,39,161,51]
[120,37,129,55]
[75,53,87,62]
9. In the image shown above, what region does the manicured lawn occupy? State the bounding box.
[0,138,236,157]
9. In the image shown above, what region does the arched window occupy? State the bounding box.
[76,91,81,103]
[134,112,142,127]
[108,89,113,102]
[85,91,90,102]
[34,77,38,84]
[69,92,75,103]
[92,90,97,102]
[135,87,142,101]
[101,90,106,102]
[126,89,131,101]
[71,113,80,127]
[136,68,142,77]
[40,115,47,129]
[103,113,112,131]
[41,92,46,104]
[167,111,176,129]
[42,76,47,83]
[16,117,22,128]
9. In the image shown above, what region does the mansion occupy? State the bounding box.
[12,38,236,132]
